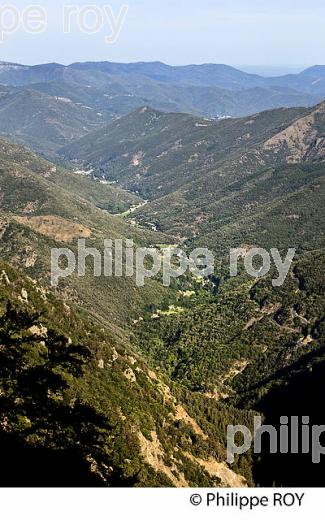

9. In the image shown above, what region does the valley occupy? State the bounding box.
[0,61,324,487]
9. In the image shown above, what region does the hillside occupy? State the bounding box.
[0,258,255,486]
[0,87,108,156]
[61,105,308,198]
[62,102,325,248]
[32,77,315,119]
[0,138,171,332]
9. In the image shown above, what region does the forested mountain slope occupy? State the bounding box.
[61,102,325,248]
[0,87,108,155]
[0,139,170,332]
[0,259,256,486]
[61,105,308,198]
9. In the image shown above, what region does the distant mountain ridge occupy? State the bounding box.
[1,60,325,91]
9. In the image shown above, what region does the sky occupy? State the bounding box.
[0,0,324,70]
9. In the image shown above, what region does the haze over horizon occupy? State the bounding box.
[0,0,324,70]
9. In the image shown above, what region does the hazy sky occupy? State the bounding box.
[0,0,324,69]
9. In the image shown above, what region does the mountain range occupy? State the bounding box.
[0,61,325,156]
